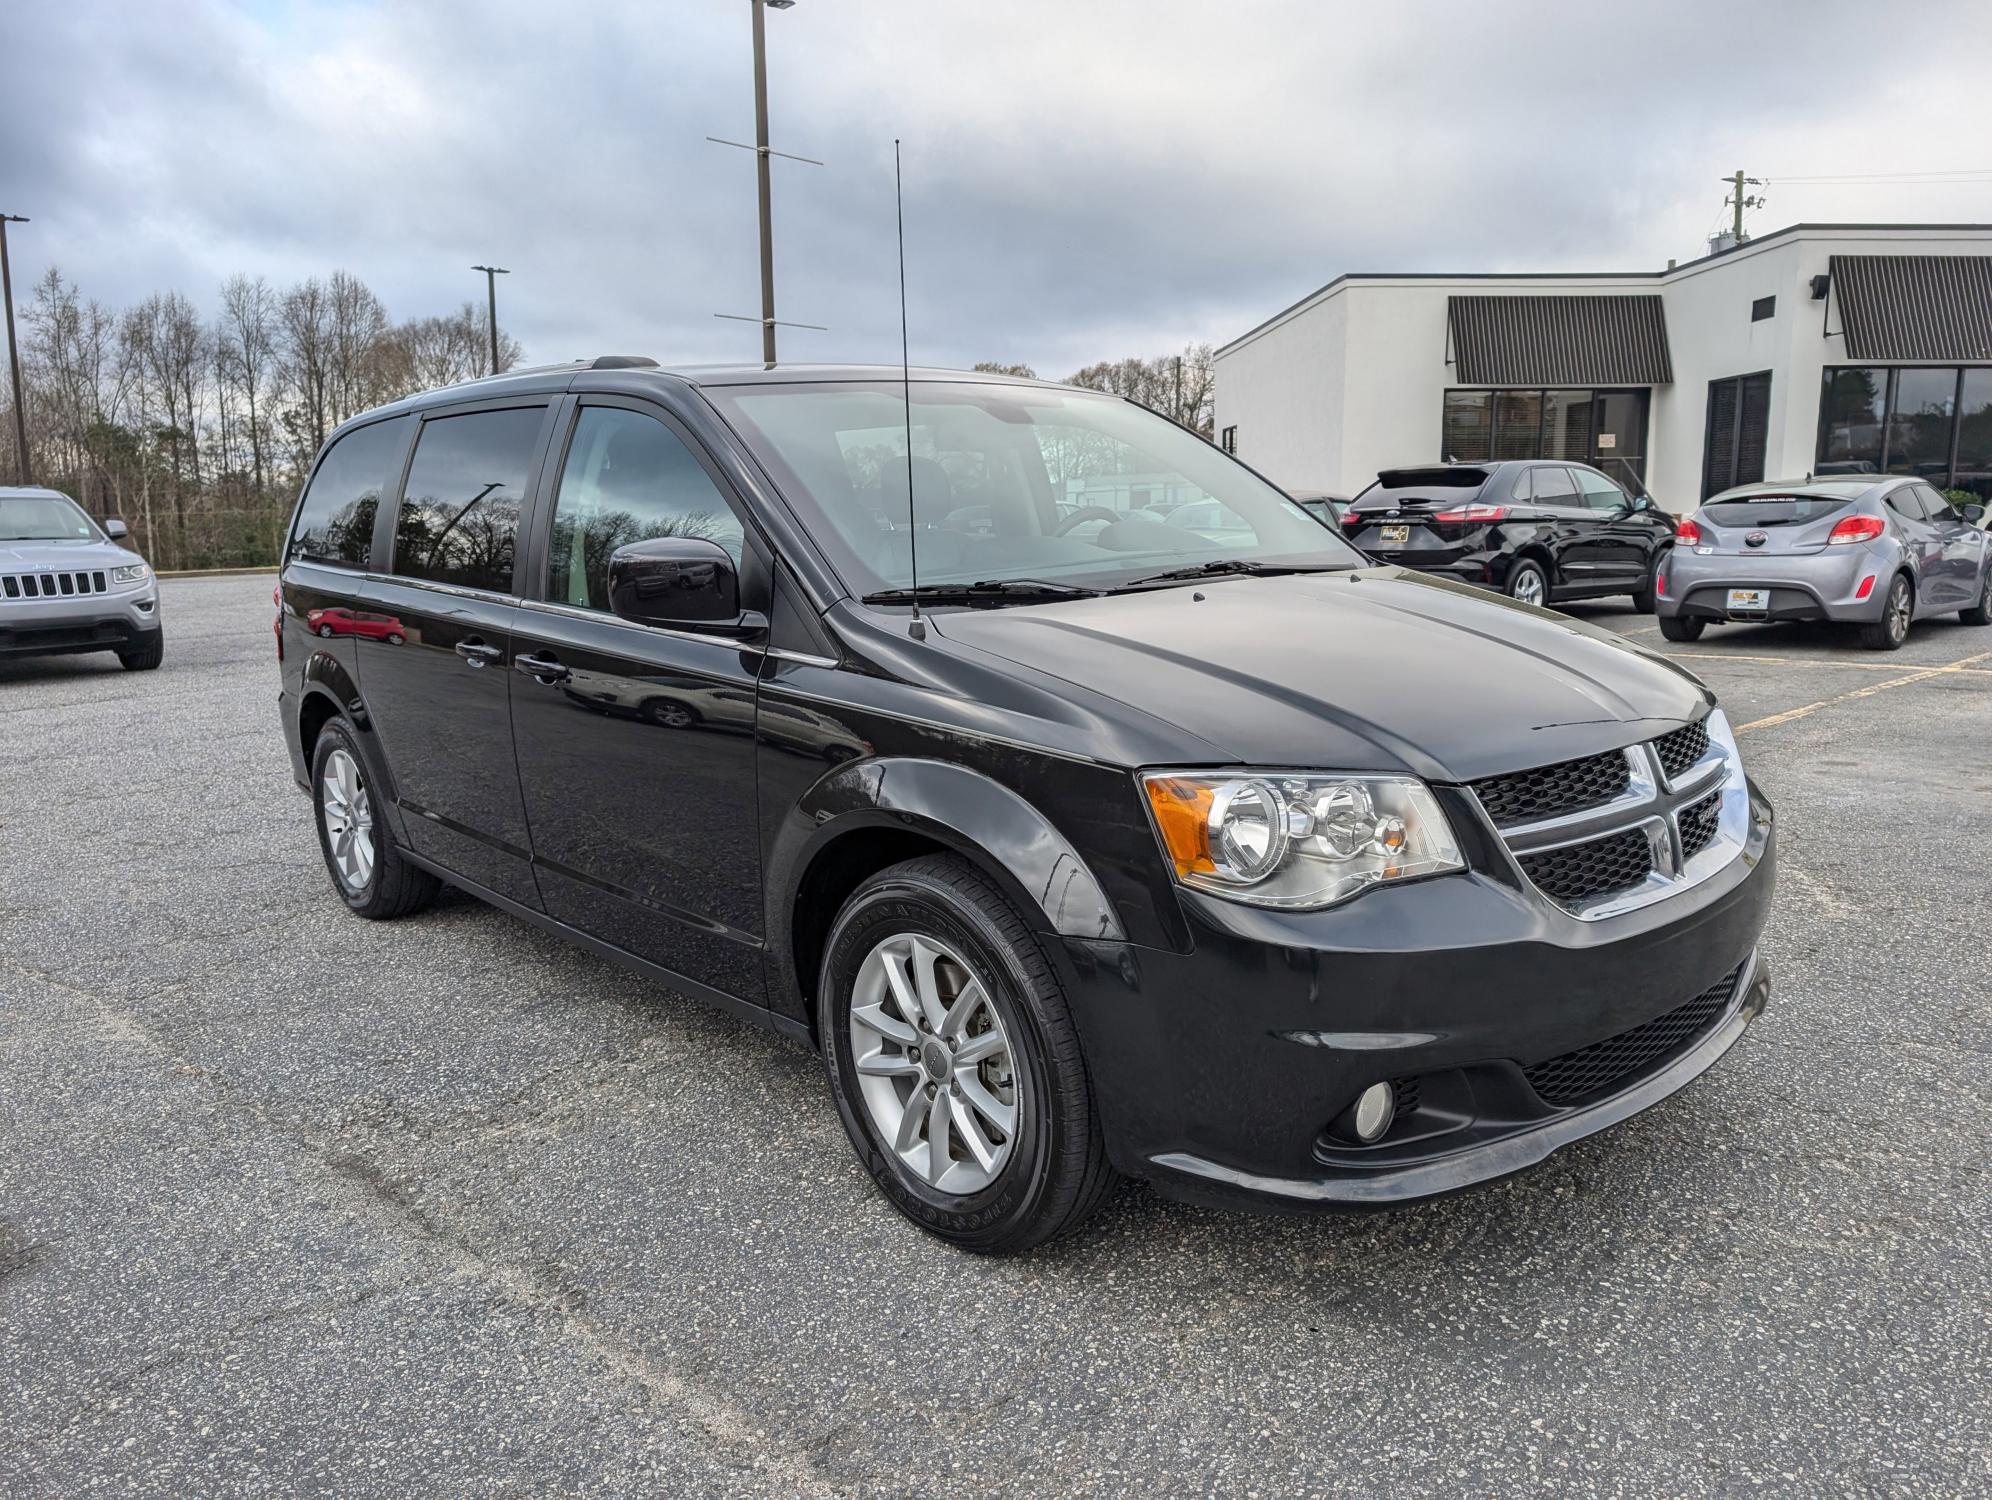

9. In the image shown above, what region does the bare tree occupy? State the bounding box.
[219,274,277,498]
[1065,343,1215,438]
[972,360,1037,379]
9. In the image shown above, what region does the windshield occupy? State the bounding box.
[703,381,1363,594]
[0,494,102,542]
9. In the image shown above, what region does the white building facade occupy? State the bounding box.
[1212,223,1992,512]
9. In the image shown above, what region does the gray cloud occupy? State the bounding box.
[4,0,1989,376]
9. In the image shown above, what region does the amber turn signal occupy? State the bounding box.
[1143,776,1217,876]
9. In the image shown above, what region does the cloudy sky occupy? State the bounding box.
[5,0,1991,376]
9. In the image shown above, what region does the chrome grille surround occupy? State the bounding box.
[1473,709,1748,921]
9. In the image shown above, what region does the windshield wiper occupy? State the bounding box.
[1111,559,1349,591]
[862,578,1103,605]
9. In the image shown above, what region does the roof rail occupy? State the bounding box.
[589,355,660,370]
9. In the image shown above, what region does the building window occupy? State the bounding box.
[1220,425,1237,454]
[1441,387,1649,483]
[1704,372,1773,498]
[1816,366,1980,492]
[1751,295,1776,322]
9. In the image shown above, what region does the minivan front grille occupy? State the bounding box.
[1471,749,1631,827]
[1678,789,1722,861]
[1654,720,1710,781]
[1517,826,1654,905]
[1522,962,1744,1107]
[1,569,109,600]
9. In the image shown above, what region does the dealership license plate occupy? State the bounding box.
[1379,524,1410,544]
[1726,587,1768,613]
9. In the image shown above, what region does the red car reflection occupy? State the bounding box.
[306,607,406,644]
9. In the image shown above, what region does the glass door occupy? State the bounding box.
[1588,389,1650,491]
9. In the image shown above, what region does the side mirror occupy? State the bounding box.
[607,537,759,632]
[1963,502,1987,526]
[104,517,130,540]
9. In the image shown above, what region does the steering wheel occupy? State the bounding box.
[1055,506,1123,536]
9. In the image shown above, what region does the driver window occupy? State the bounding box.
[548,407,747,612]
[1578,469,1628,510]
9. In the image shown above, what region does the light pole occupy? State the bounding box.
[1,213,29,485]
[750,0,786,366]
[708,0,823,366]
[471,264,509,376]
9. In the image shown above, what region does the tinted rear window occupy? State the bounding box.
[1355,467,1489,509]
[1703,497,1854,527]
[290,418,407,568]
[391,407,544,592]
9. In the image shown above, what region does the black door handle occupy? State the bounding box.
[514,651,571,684]
[455,638,503,668]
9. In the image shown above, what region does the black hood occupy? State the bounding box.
[927,568,1710,783]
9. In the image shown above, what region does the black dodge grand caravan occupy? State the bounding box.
[277,359,1775,1252]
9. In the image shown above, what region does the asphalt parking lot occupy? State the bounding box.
[4,574,1989,1496]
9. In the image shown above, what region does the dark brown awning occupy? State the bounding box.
[1830,254,1992,361]
[1447,294,1672,385]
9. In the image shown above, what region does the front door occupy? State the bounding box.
[356,401,552,910]
[1703,373,1772,499]
[508,398,769,1003]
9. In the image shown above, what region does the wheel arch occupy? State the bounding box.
[297,654,404,820]
[769,757,1124,1043]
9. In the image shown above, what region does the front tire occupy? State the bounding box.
[311,717,439,919]
[1959,568,1991,626]
[819,854,1117,1253]
[1659,615,1705,642]
[116,631,164,671]
[1505,558,1550,609]
[1859,574,1913,650]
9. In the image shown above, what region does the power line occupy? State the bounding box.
[1767,167,1992,183]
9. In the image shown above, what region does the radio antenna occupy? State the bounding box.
[894,138,924,638]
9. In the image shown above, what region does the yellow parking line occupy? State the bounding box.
[1661,649,1992,675]
[1733,649,1992,734]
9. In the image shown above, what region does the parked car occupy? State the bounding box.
[1657,476,1991,649]
[1290,490,1351,533]
[1343,460,1676,610]
[278,359,1774,1253]
[0,486,163,669]
[306,606,405,643]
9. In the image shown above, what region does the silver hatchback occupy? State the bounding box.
[1656,477,1991,650]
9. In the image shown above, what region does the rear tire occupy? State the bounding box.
[310,716,439,919]
[117,632,164,671]
[1630,571,1657,613]
[1659,615,1704,642]
[1959,568,1991,626]
[818,854,1117,1254]
[1505,558,1550,609]
[1859,574,1913,650]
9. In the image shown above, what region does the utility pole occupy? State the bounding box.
[708,0,823,366]
[471,264,509,376]
[1,214,29,485]
[1722,170,1766,246]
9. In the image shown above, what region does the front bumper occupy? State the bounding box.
[0,584,161,657]
[1657,543,1889,623]
[1055,778,1776,1210]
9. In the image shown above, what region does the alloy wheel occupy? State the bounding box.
[1887,577,1911,644]
[320,747,376,892]
[1512,568,1546,607]
[847,932,1019,1194]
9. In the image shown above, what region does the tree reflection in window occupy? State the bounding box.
[548,407,746,612]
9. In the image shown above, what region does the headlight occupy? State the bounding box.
[111,563,149,584]
[1141,770,1465,910]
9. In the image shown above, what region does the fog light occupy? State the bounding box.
[1351,1082,1395,1143]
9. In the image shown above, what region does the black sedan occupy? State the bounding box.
[1344,460,1678,610]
